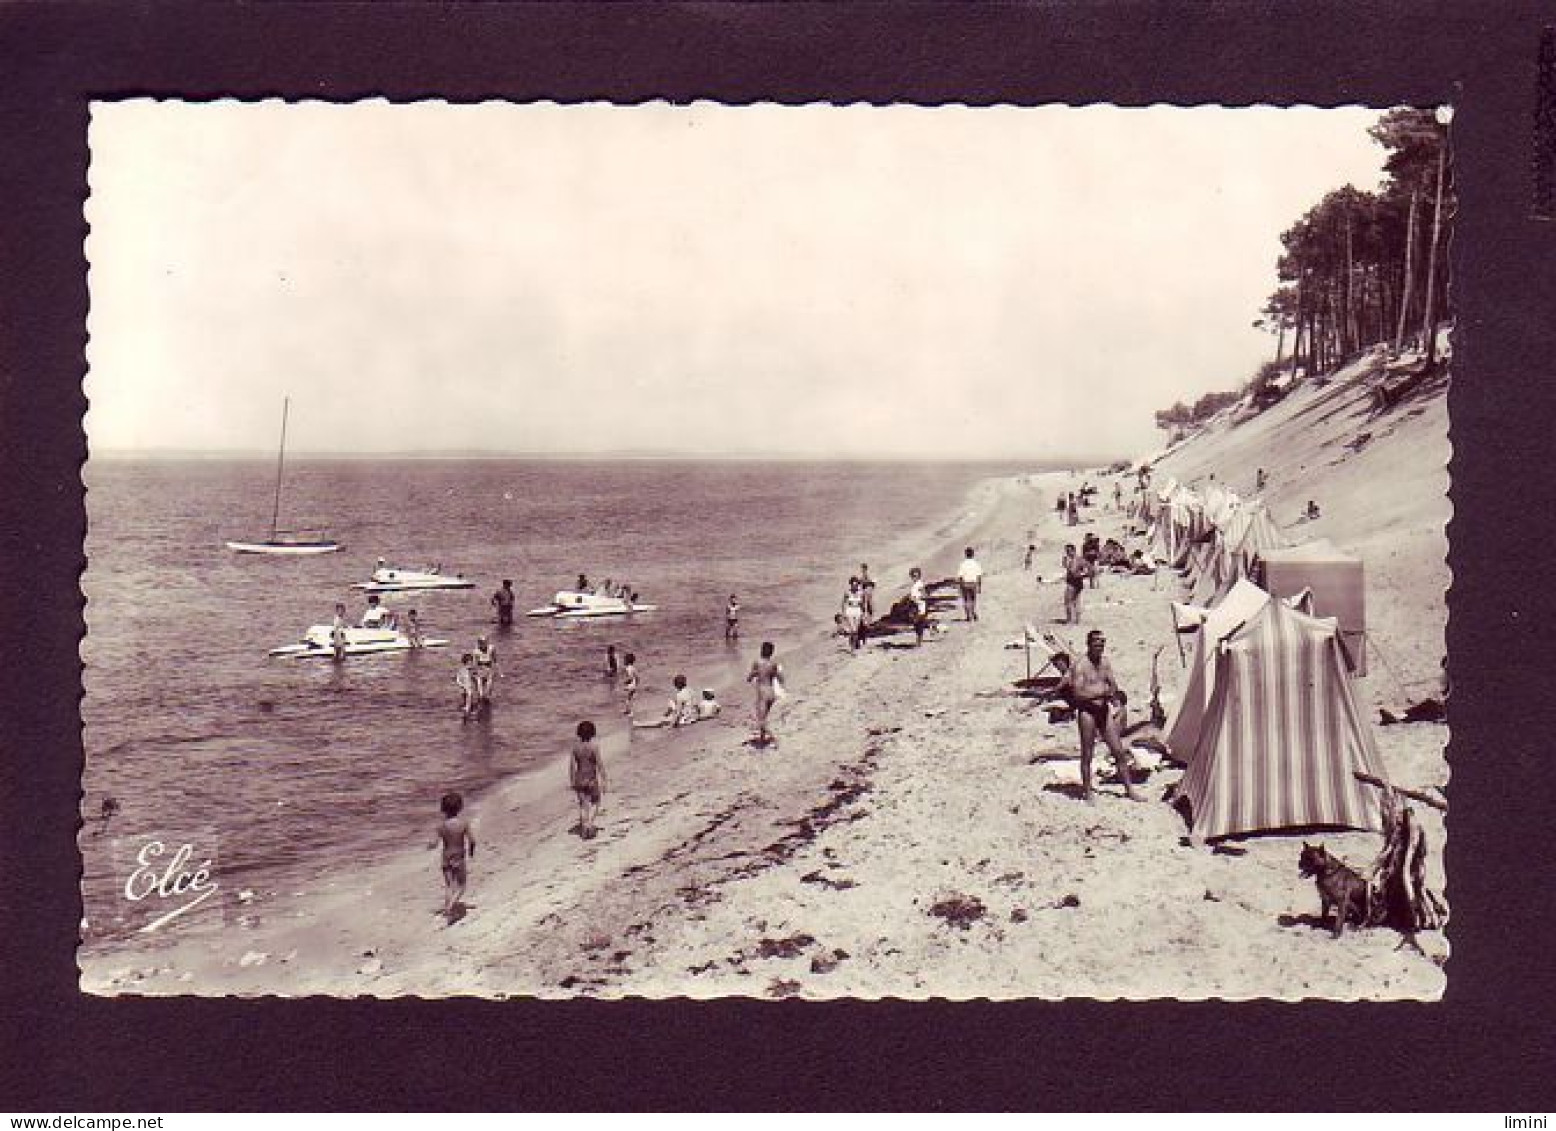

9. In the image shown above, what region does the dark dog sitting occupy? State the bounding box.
[1298,842,1373,938]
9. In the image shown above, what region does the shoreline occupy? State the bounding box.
[77,469,1032,994]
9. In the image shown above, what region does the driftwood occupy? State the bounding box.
[1352,771,1447,813]
[1366,787,1448,933]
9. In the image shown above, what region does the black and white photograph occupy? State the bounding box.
[77,99,1452,1000]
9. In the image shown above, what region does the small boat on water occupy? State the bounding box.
[351,563,476,593]
[268,624,449,659]
[226,397,341,555]
[525,590,658,619]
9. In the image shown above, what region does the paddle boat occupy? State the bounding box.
[268,624,449,659]
[351,561,476,593]
[525,590,658,619]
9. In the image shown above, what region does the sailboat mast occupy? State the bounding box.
[269,396,290,540]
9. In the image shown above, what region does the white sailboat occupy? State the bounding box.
[225,397,341,555]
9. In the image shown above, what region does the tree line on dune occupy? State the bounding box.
[1155,108,1453,442]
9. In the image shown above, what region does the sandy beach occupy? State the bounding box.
[80,346,1450,1001]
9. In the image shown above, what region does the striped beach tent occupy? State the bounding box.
[1176,598,1388,842]
[1164,578,1276,759]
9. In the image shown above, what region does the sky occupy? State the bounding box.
[85,101,1389,460]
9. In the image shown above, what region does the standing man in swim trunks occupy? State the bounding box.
[1061,545,1090,625]
[956,546,984,622]
[747,641,784,747]
[1056,630,1144,804]
[491,579,516,627]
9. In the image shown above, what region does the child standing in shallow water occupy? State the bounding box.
[570,721,607,839]
[455,653,478,720]
[431,791,476,922]
[621,652,639,716]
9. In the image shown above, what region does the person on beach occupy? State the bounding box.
[431,791,476,922]
[621,652,639,716]
[957,547,984,621]
[455,652,478,720]
[570,721,607,840]
[1024,544,1036,572]
[1062,545,1091,625]
[576,573,590,592]
[1113,482,1123,510]
[491,580,516,627]
[725,594,741,642]
[1067,494,1079,526]
[697,688,722,720]
[858,564,876,619]
[841,578,866,651]
[908,567,930,645]
[605,644,619,678]
[633,675,706,729]
[1082,533,1101,589]
[405,608,424,648]
[1256,467,1268,493]
[747,641,784,747]
[472,635,498,708]
[331,602,349,661]
[1056,630,1144,804]
[665,674,698,727]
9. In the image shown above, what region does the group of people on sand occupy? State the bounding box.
[429,497,1170,926]
[834,553,986,650]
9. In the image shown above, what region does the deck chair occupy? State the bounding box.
[1012,625,1074,692]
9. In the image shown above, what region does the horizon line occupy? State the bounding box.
[88,448,1132,465]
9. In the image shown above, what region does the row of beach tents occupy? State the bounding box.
[1138,478,1387,843]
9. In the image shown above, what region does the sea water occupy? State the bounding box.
[79,457,1058,944]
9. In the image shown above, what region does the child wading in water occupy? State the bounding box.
[455,652,478,720]
[570,721,607,839]
[621,652,639,716]
[431,791,476,922]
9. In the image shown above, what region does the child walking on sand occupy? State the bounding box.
[747,641,784,747]
[431,791,476,922]
[570,721,607,840]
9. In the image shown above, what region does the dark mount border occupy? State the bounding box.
[3,0,1552,1112]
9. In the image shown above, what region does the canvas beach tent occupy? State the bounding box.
[1257,539,1365,675]
[1186,499,1291,606]
[1176,598,1389,842]
[1164,578,1284,758]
